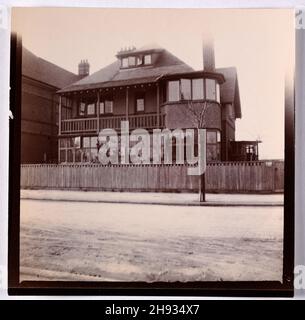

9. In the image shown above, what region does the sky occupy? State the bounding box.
[11,7,295,159]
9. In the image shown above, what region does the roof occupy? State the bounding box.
[116,43,164,57]
[58,48,194,93]
[216,67,242,118]
[22,47,80,89]
[56,46,241,119]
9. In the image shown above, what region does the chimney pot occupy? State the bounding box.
[78,59,90,77]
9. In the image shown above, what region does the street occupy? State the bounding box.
[20,198,283,282]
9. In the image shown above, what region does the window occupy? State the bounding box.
[128,56,136,67]
[136,94,145,112]
[216,83,220,103]
[105,100,113,113]
[206,79,216,100]
[87,103,96,115]
[137,56,143,65]
[79,102,86,116]
[206,130,221,162]
[192,78,204,100]
[144,54,152,65]
[168,80,180,102]
[122,58,128,68]
[81,136,98,162]
[180,79,191,100]
[99,102,105,114]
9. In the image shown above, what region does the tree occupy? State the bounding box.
[185,100,210,202]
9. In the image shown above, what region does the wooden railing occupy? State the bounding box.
[61,113,165,134]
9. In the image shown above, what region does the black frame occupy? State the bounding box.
[8,33,294,297]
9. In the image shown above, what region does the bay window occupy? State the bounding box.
[168,80,180,102]
[192,78,204,100]
[180,79,191,100]
[206,79,217,100]
[167,78,220,103]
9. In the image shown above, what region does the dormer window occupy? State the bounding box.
[137,57,143,65]
[128,56,136,67]
[144,54,152,65]
[120,52,153,69]
[122,58,128,68]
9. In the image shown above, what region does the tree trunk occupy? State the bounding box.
[199,173,206,202]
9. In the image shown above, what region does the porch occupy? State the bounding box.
[60,113,165,134]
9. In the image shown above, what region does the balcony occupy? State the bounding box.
[60,113,165,134]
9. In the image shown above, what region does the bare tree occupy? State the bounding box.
[185,100,210,202]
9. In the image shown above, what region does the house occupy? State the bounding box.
[57,43,259,163]
[21,47,81,163]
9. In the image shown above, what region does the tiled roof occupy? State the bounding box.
[22,47,80,89]
[58,48,194,93]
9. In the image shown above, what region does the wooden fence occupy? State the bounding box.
[20,160,284,193]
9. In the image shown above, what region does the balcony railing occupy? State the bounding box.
[61,113,165,134]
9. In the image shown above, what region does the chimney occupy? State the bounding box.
[202,36,215,72]
[78,59,90,77]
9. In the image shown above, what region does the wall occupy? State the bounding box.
[161,101,221,130]
[21,77,58,163]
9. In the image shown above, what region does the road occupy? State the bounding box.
[20,199,283,282]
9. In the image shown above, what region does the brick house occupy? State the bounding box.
[57,43,259,163]
[21,47,80,163]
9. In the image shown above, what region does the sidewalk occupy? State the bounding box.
[20,189,284,206]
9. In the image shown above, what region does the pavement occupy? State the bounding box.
[20,189,284,206]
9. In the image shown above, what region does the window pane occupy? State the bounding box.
[192,78,204,100]
[105,100,113,113]
[137,57,143,65]
[168,81,180,102]
[75,149,82,162]
[67,149,73,162]
[217,131,221,142]
[87,103,95,115]
[128,56,136,66]
[90,137,97,149]
[207,145,220,162]
[216,83,220,103]
[79,102,86,115]
[144,55,151,65]
[60,139,66,147]
[180,79,191,100]
[99,102,105,114]
[207,131,217,143]
[66,138,73,148]
[122,58,128,68]
[136,98,145,112]
[73,137,81,148]
[206,79,216,100]
[83,137,90,148]
[60,149,66,163]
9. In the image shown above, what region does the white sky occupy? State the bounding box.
[12,7,295,159]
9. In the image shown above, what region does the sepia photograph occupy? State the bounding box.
[8,7,294,291]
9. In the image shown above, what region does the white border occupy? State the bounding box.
[0,0,304,300]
